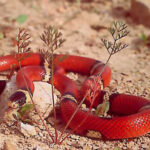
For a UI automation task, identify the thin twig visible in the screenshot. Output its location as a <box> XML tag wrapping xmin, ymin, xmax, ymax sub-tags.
<box><xmin>58</xmin><ymin>91</ymin><xmax>89</xmax><ymax>143</ymax></box>
<box><xmin>40</xmin><ymin>26</ymin><xmax>65</xmax><ymax>143</ymax></box>
<box><xmin>58</xmin><ymin>90</ymin><xmax>97</xmax><ymax>144</ymax></box>
<box><xmin>18</xmin><ymin>61</ymin><xmax>54</xmax><ymax>143</ymax></box>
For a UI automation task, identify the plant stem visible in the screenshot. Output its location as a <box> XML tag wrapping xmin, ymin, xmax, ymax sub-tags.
<box><xmin>57</xmin><ymin>91</ymin><xmax>89</xmax><ymax>143</ymax></box>
<box><xmin>18</xmin><ymin>61</ymin><xmax>54</xmax><ymax>143</ymax></box>
<box><xmin>58</xmin><ymin>90</ymin><xmax>96</xmax><ymax>144</ymax></box>
<box><xmin>50</xmin><ymin>50</ymin><xmax>58</xmax><ymax>144</ymax></box>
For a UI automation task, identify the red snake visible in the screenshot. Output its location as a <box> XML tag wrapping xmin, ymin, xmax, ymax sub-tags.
<box><xmin>0</xmin><ymin>52</ymin><xmax>150</xmax><ymax>140</ymax></box>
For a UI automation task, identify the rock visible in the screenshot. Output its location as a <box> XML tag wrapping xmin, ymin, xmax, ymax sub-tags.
<box><xmin>33</xmin><ymin>82</ymin><xmax>57</xmax><ymax>119</ymax></box>
<box><xmin>0</xmin><ymin>75</ymin><xmax>17</xmax><ymax>120</ymax></box>
<box><xmin>1</xmin><ymin>75</ymin><xmax>17</xmax><ymax>98</ymax></box>
<box><xmin>34</xmin><ymin>145</ymin><xmax>43</xmax><ymax>150</ymax></box>
<box><xmin>130</xmin><ymin>0</ymin><xmax>150</xmax><ymax>27</ymax></box>
<box><xmin>3</xmin><ymin>140</ymin><xmax>18</xmax><ymax>150</ymax></box>
<box><xmin>20</xmin><ymin>122</ymin><xmax>36</xmax><ymax>137</ymax></box>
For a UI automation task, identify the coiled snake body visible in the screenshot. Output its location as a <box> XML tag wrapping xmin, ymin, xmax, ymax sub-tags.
<box><xmin>0</xmin><ymin>53</ymin><xmax>150</xmax><ymax>140</ymax></box>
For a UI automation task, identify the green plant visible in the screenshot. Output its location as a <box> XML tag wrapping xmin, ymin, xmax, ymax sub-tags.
<box><xmin>140</xmin><ymin>32</ymin><xmax>148</xmax><ymax>43</ymax></box>
<box><xmin>76</xmin><ymin>0</ymin><xmax>81</xmax><ymax>5</ymax></box>
<box><xmin>139</xmin><ymin>32</ymin><xmax>150</xmax><ymax>46</ymax></box>
<box><xmin>16</xmin><ymin>14</ymin><xmax>28</xmax><ymax>24</ymax></box>
<box><xmin>17</xmin><ymin>104</ymin><xmax>34</xmax><ymax>123</ymax></box>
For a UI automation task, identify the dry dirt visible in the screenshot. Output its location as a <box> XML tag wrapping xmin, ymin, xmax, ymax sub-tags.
<box><xmin>0</xmin><ymin>0</ymin><xmax>150</xmax><ymax>150</ymax></box>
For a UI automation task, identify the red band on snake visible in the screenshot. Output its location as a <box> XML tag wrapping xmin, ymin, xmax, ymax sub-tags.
<box><xmin>0</xmin><ymin>52</ymin><xmax>150</xmax><ymax>140</ymax></box>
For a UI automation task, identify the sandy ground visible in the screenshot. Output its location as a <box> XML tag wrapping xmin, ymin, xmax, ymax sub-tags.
<box><xmin>0</xmin><ymin>0</ymin><xmax>150</xmax><ymax>149</ymax></box>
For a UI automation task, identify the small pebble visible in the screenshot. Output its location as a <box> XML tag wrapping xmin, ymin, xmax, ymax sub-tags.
<box><xmin>3</xmin><ymin>140</ymin><xmax>18</xmax><ymax>150</ymax></box>
<box><xmin>20</xmin><ymin>122</ymin><xmax>37</xmax><ymax>137</ymax></box>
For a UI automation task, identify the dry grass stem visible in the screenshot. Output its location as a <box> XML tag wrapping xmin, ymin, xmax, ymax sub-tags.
<box><xmin>40</xmin><ymin>26</ymin><xmax>65</xmax><ymax>143</ymax></box>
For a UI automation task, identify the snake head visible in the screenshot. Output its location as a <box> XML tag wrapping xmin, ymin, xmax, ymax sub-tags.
<box><xmin>8</xmin><ymin>91</ymin><xmax>27</xmax><ymax>109</ymax></box>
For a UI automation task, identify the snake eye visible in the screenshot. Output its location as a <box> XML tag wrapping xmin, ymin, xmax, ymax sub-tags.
<box><xmin>9</xmin><ymin>91</ymin><xmax>26</xmax><ymax>108</ymax></box>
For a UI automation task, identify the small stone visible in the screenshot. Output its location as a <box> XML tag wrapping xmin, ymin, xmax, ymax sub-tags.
<box><xmin>0</xmin><ymin>75</ymin><xmax>17</xmax><ymax>120</ymax></box>
<box><xmin>142</xmin><ymin>143</ymin><xmax>148</xmax><ymax>149</ymax></box>
<box><xmin>84</xmin><ymin>145</ymin><xmax>91</xmax><ymax>150</ymax></box>
<box><xmin>35</xmin><ymin>127</ymin><xmax>41</xmax><ymax>132</ymax></box>
<box><xmin>3</xmin><ymin>140</ymin><xmax>18</xmax><ymax>150</ymax></box>
<box><xmin>34</xmin><ymin>145</ymin><xmax>43</xmax><ymax>150</ymax></box>
<box><xmin>57</xmin><ymin>7</ymin><xmax>66</xmax><ymax>13</ymax></box>
<box><xmin>81</xmin><ymin>104</ymin><xmax>86</xmax><ymax>109</ymax></box>
<box><xmin>20</xmin><ymin>122</ymin><xmax>36</xmax><ymax>137</ymax></box>
<box><xmin>127</xmin><ymin>141</ymin><xmax>135</xmax><ymax>149</ymax></box>
<box><xmin>4</xmin><ymin>130</ymin><xmax>10</xmax><ymax>135</ymax></box>
<box><xmin>33</xmin><ymin>82</ymin><xmax>57</xmax><ymax>119</ymax></box>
